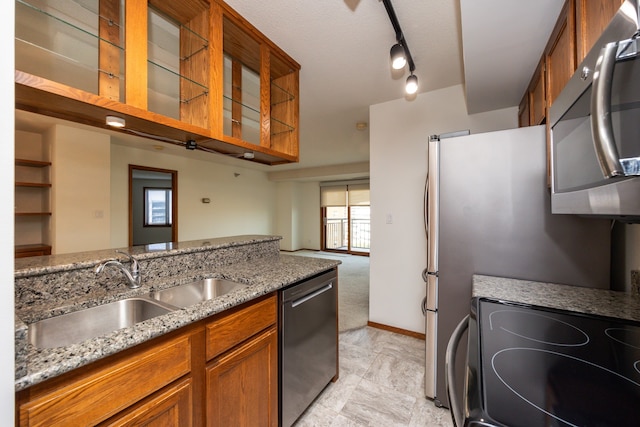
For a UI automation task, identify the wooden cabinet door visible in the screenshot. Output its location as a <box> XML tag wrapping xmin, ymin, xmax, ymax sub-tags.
<box><xmin>576</xmin><ymin>0</ymin><xmax>624</xmax><ymax>63</ymax></box>
<box><xmin>206</xmin><ymin>327</ymin><xmax>278</xmax><ymax>427</ymax></box>
<box><xmin>530</xmin><ymin>59</ymin><xmax>546</xmax><ymax>125</ymax></box>
<box><xmin>518</xmin><ymin>92</ymin><xmax>530</xmax><ymax>127</ymax></box>
<box><xmin>545</xmin><ymin>0</ymin><xmax>576</xmax><ymax>109</ymax></box>
<box><xmin>101</xmin><ymin>378</ymin><xmax>192</xmax><ymax>427</ymax></box>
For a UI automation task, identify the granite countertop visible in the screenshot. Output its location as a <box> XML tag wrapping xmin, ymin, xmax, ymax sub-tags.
<box><xmin>15</xmin><ymin>239</ymin><xmax>341</xmax><ymax>391</ymax></box>
<box><xmin>14</xmin><ymin>235</ymin><xmax>282</xmax><ymax>277</ymax></box>
<box><xmin>473</xmin><ymin>274</ymin><xmax>640</xmax><ymax>322</ymax></box>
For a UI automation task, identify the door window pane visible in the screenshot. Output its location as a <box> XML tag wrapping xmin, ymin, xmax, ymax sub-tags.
<box><xmin>144</xmin><ymin>188</ymin><xmax>172</xmax><ymax>226</ymax></box>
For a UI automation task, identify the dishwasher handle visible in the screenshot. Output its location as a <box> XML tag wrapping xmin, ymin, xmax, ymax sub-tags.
<box><xmin>291</xmin><ymin>283</ymin><xmax>333</xmax><ymax>308</ymax></box>
<box><xmin>445</xmin><ymin>315</ymin><xmax>469</xmax><ymax>427</ymax></box>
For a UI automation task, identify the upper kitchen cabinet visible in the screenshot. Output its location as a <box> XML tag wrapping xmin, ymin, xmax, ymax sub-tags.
<box><xmin>519</xmin><ymin>0</ymin><xmax>625</xmax><ymax>120</ymax></box>
<box><xmin>545</xmin><ymin>0</ymin><xmax>576</xmax><ymax>110</ymax></box>
<box><xmin>518</xmin><ymin>58</ymin><xmax>545</xmax><ymax>127</ymax></box>
<box><xmin>575</xmin><ymin>0</ymin><xmax>625</xmax><ymax>64</ymax></box>
<box><xmin>14</xmin><ymin>0</ymin><xmax>300</xmax><ymax>165</ymax></box>
<box><xmin>203</xmin><ymin>2</ymin><xmax>299</xmax><ymax>163</ymax></box>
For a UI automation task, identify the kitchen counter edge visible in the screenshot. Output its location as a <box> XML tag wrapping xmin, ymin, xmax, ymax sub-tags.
<box><xmin>472</xmin><ymin>274</ymin><xmax>640</xmax><ymax>322</ymax></box>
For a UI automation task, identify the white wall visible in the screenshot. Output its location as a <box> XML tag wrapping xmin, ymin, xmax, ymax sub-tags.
<box><xmin>50</xmin><ymin>125</ymin><xmax>111</xmax><ymax>254</ymax></box>
<box><xmin>369</xmin><ymin>84</ymin><xmax>517</xmax><ymax>333</ymax></box>
<box><xmin>276</xmin><ymin>182</ymin><xmax>295</xmax><ymax>250</ymax></box>
<box><xmin>1</xmin><ymin>2</ymin><xmax>14</xmax><ymax>423</ymax></box>
<box><xmin>299</xmin><ymin>182</ymin><xmax>321</xmax><ymax>250</ymax></box>
<box><xmin>110</xmin><ymin>143</ymin><xmax>277</xmax><ymax>247</ymax></box>
<box><xmin>276</xmin><ymin>181</ymin><xmax>322</xmax><ymax>251</ymax></box>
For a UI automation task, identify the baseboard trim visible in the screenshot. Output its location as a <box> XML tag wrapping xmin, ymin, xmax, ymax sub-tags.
<box><xmin>367</xmin><ymin>321</ymin><xmax>426</xmax><ymax>340</ymax></box>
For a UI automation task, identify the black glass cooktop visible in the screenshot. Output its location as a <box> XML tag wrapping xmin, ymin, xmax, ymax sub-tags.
<box><xmin>466</xmin><ymin>297</ymin><xmax>640</xmax><ymax>427</ymax></box>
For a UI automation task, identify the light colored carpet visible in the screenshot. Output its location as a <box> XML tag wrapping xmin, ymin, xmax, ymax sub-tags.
<box><xmin>284</xmin><ymin>250</ymin><xmax>370</xmax><ymax>331</ymax></box>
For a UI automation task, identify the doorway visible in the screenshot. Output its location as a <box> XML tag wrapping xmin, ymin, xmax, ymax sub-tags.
<box><xmin>320</xmin><ymin>182</ymin><xmax>370</xmax><ymax>255</ymax></box>
<box><xmin>129</xmin><ymin>165</ymin><xmax>178</xmax><ymax>246</ymax></box>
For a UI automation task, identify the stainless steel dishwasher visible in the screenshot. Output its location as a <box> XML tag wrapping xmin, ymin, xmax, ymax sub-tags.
<box><xmin>280</xmin><ymin>269</ymin><xmax>338</xmax><ymax>427</ymax></box>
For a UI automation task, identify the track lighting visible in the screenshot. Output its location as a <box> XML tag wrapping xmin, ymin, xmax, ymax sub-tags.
<box><xmin>383</xmin><ymin>0</ymin><xmax>419</xmax><ymax>95</ymax></box>
<box><xmin>390</xmin><ymin>43</ymin><xmax>407</xmax><ymax>70</ymax></box>
<box><xmin>406</xmin><ymin>74</ymin><xmax>418</xmax><ymax>95</ymax></box>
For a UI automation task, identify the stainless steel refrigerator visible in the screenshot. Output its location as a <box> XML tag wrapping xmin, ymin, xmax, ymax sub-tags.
<box><xmin>424</xmin><ymin>125</ymin><xmax>612</xmax><ymax>408</ymax></box>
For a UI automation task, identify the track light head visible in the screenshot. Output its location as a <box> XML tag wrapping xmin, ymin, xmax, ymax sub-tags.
<box><xmin>390</xmin><ymin>43</ymin><xmax>407</xmax><ymax>70</ymax></box>
<box><xmin>405</xmin><ymin>74</ymin><xmax>418</xmax><ymax>95</ymax></box>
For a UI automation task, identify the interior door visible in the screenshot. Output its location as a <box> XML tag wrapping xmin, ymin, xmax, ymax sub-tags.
<box><xmin>129</xmin><ymin>165</ymin><xmax>178</xmax><ymax>246</ymax></box>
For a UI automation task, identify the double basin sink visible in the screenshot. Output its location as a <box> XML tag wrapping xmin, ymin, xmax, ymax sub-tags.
<box><xmin>28</xmin><ymin>278</ymin><xmax>247</xmax><ymax>349</ymax></box>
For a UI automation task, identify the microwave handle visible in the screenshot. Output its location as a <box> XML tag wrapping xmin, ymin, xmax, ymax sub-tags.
<box><xmin>590</xmin><ymin>41</ymin><xmax>624</xmax><ymax>178</ymax></box>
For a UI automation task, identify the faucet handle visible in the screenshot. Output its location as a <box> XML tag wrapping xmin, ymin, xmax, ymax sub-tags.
<box><xmin>115</xmin><ymin>250</ymin><xmax>139</xmax><ymax>274</ymax></box>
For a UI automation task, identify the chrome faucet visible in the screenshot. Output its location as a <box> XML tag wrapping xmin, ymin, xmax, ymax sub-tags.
<box><xmin>95</xmin><ymin>250</ymin><xmax>141</xmax><ymax>289</ymax></box>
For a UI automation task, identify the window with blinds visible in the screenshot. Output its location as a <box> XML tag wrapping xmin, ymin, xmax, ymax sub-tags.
<box><xmin>320</xmin><ymin>182</ymin><xmax>370</xmax><ymax>253</ymax></box>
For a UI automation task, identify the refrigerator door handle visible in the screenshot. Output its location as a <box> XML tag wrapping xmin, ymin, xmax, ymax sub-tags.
<box><xmin>427</xmin><ymin>138</ymin><xmax>439</xmax><ymax>273</ymax></box>
<box><xmin>426</xmin><ymin>274</ymin><xmax>438</xmax><ymax>311</ymax></box>
<box><xmin>421</xmin><ymin>296</ymin><xmax>428</xmax><ymax>315</ymax></box>
<box><xmin>425</xmin><ymin>309</ymin><xmax>438</xmax><ymax>399</ymax></box>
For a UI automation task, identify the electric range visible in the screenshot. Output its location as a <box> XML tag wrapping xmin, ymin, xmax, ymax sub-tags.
<box><xmin>465</xmin><ymin>297</ymin><xmax>640</xmax><ymax>427</ymax></box>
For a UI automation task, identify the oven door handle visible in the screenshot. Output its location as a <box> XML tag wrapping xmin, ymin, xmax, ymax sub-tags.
<box><xmin>445</xmin><ymin>315</ymin><xmax>469</xmax><ymax>427</ymax></box>
<box><xmin>591</xmin><ymin>40</ymin><xmax>623</xmax><ymax>178</ymax></box>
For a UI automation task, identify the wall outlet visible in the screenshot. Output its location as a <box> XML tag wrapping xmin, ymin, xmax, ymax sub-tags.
<box><xmin>632</xmin><ymin>270</ymin><xmax>640</xmax><ymax>296</ymax></box>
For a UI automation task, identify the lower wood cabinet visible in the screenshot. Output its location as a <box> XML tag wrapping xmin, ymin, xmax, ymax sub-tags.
<box><xmin>16</xmin><ymin>293</ymin><xmax>278</xmax><ymax>427</ymax></box>
<box><xmin>206</xmin><ymin>327</ymin><xmax>278</xmax><ymax>427</ymax></box>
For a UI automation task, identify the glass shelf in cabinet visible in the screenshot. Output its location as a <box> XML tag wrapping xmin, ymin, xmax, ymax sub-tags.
<box><xmin>16</xmin><ymin>0</ymin><xmax>124</xmax><ymax>51</ymax></box>
<box><xmin>271</xmin><ymin>116</ymin><xmax>295</xmax><ymax>136</ymax></box>
<box><xmin>148</xmin><ymin>60</ymin><xmax>209</xmax><ymax>120</ymax></box>
<box><xmin>16</xmin><ymin>0</ymin><xmax>125</xmax><ymax>95</ymax></box>
<box><xmin>271</xmin><ymin>82</ymin><xmax>295</xmax><ymax>106</ymax></box>
<box><xmin>179</xmin><ymin>24</ymin><xmax>209</xmax><ymax>62</ymax></box>
<box><xmin>223</xmin><ymin>97</ymin><xmax>261</xmax><ymax>145</ymax></box>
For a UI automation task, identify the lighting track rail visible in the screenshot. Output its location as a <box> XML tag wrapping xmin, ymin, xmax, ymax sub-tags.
<box><xmin>382</xmin><ymin>0</ymin><xmax>418</xmax><ymax>94</ymax></box>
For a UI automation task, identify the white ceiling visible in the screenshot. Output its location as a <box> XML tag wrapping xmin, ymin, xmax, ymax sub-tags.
<box><xmin>16</xmin><ymin>0</ymin><xmax>565</xmax><ymax>178</ymax></box>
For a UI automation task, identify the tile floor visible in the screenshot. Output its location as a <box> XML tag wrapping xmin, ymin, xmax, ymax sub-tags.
<box><xmin>294</xmin><ymin>327</ymin><xmax>454</xmax><ymax>426</ymax></box>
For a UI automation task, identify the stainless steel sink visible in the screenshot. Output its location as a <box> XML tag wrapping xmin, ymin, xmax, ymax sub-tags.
<box><xmin>28</xmin><ymin>298</ymin><xmax>174</xmax><ymax>349</ymax></box>
<box><xmin>150</xmin><ymin>278</ymin><xmax>247</xmax><ymax>308</ymax></box>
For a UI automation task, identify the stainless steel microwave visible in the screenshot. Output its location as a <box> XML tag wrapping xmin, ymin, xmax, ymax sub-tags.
<box><xmin>550</xmin><ymin>0</ymin><xmax>640</xmax><ymax>222</ymax></box>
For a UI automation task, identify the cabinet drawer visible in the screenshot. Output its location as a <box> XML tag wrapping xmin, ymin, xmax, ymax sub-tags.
<box><xmin>206</xmin><ymin>294</ymin><xmax>277</xmax><ymax>361</ymax></box>
<box><xmin>19</xmin><ymin>334</ymin><xmax>192</xmax><ymax>427</ymax></box>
